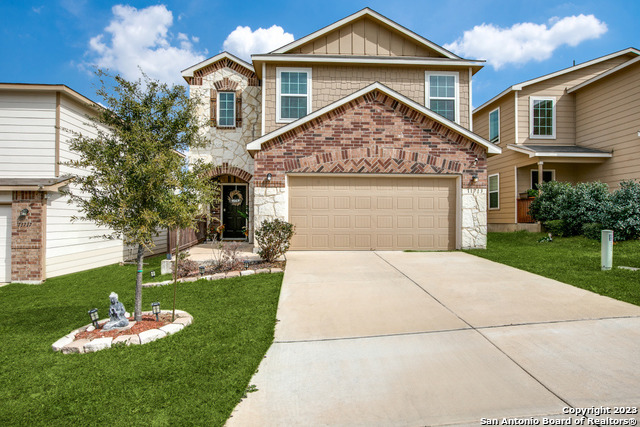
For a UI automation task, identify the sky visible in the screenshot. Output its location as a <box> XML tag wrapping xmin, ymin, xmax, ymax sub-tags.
<box><xmin>1</xmin><ymin>0</ymin><xmax>639</xmax><ymax>108</ymax></box>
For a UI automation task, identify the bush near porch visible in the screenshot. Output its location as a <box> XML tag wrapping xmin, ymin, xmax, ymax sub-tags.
<box><xmin>0</xmin><ymin>255</ymin><xmax>283</xmax><ymax>426</ymax></box>
<box><xmin>528</xmin><ymin>180</ymin><xmax>640</xmax><ymax>240</ymax></box>
<box><xmin>465</xmin><ymin>232</ymin><xmax>640</xmax><ymax>306</ymax></box>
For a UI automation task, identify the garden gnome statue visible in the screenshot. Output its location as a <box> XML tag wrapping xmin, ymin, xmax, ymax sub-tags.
<box><xmin>102</xmin><ymin>292</ymin><xmax>129</xmax><ymax>330</ymax></box>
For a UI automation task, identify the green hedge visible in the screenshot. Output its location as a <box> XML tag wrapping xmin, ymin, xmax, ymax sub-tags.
<box><xmin>530</xmin><ymin>180</ymin><xmax>640</xmax><ymax>241</ymax></box>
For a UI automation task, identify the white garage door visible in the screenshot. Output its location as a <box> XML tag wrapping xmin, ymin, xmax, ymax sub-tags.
<box><xmin>0</xmin><ymin>205</ymin><xmax>11</xmax><ymax>282</ymax></box>
<box><xmin>288</xmin><ymin>175</ymin><xmax>457</xmax><ymax>250</ymax></box>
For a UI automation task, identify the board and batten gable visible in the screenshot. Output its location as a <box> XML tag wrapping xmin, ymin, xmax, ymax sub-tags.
<box><xmin>262</xmin><ymin>63</ymin><xmax>471</xmax><ymax>134</ymax></box>
<box><xmin>574</xmin><ymin>59</ymin><xmax>640</xmax><ymax>189</ymax></box>
<box><xmin>289</xmin><ymin>16</ymin><xmax>445</xmax><ymax>57</ymax></box>
<box><xmin>0</xmin><ymin>89</ymin><xmax>57</xmax><ymax>177</ymax></box>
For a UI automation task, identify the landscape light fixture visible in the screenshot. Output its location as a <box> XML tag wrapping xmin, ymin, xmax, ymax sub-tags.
<box><xmin>88</xmin><ymin>308</ymin><xmax>99</xmax><ymax>328</ymax></box>
<box><xmin>199</xmin><ymin>265</ymin><xmax>205</xmax><ymax>276</ymax></box>
<box><xmin>150</xmin><ymin>271</ymin><xmax>156</xmax><ymax>278</ymax></box>
<box><xmin>244</xmin><ymin>259</ymin><xmax>250</xmax><ymax>270</ymax></box>
<box><xmin>266</xmin><ymin>173</ymin><xmax>272</xmax><ymax>182</ymax></box>
<box><xmin>472</xmin><ymin>175</ymin><xmax>478</xmax><ymax>183</ymax></box>
<box><xmin>151</xmin><ymin>302</ymin><xmax>161</xmax><ymax>321</ymax></box>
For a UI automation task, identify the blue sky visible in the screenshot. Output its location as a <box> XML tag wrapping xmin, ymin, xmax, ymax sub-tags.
<box><xmin>1</xmin><ymin>0</ymin><xmax>639</xmax><ymax>107</ymax></box>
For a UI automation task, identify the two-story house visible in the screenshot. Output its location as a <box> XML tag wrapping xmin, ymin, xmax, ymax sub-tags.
<box><xmin>183</xmin><ymin>8</ymin><xmax>500</xmax><ymax>251</ymax></box>
<box><xmin>0</xmin><ymin>83</ymin><xmax>167</xmax><ymax>283</ymax></box>
<box><xmin>473</xmin><ymin>48</ymin><xmax>640</xmax><ymax>231</ymax></box>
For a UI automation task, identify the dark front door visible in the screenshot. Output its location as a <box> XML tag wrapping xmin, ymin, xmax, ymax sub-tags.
<box><xmin>222</xmin><ymin>185</ymin><xmax>247</xmax><ymax>239</ymax></box>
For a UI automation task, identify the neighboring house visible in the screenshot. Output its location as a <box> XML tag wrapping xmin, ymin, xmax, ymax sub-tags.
<box><xmin>0</xmin><ymin>83</ymin><xmax>166</xmax><ymax>283</ymax></box>
<box><xmin>182</xmin><ymin>8</ymin><xmax>500</xmax><ymax>251</ymax></box>
<box><xmin>473</xmin><ymin>48</ymin><xmax>640</xmax><ymax>231</ymax></box>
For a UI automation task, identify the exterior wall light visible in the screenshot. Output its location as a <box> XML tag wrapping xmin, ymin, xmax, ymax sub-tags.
<box><xmin>20</xmin><ymin>208</ymin><xmax>29</xmax><ymax>216</ymax></box>
<box><xmin>266</xmin><ymin>173</ymin><xmax>272</xmax><ymax>182</ymax></box>
<box><xmin>472</xmin><ymin>175</ymin><xmax>479</xmax><ymax>183</ymax></box>
<box><xmin>199</xmin><ymin>265</ymin><xmax>205</xmax><ymax>276</ymax></box>
<box><xmin>88</xmin><ymin>308</ymin><xmax>99</xmax><ymax>328</ymax></box>
<box><xmin>151</xmin><ymin>302</ymin><xmax>161</xmax><ymax>321</ymax></box>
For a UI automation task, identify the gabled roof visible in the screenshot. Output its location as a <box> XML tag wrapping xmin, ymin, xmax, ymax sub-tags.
<box><xmin>270</xmin><ymin>8</ymin><xmax>460</xmax><ymax>59</ymax></box>
<box><xmin>507</xmin><ymin>144</ymin><xmax>612</xmax><ymax>158</ymax></box>
<box><xmin>474</xmin><ymin>48</ymin><xmax>640</xmax><ymax>114</ymax></box>
<box><xmin>567</xmin><ymin>55</ymin><xmax>640</xmax><ymax>93</ymax></box>
<box><xmin>0</xmin><ymin>83</ymin><xmax>98</xmax><ymax>108</ymax></box>
<box><xmin>181</xmin><ymin>51</ymin><xmax>254</xmax><ymax>80</ymax></box>
<box><xmin>247</xmin><ymin>82</ymin><xmax>501</xmax><ymax>155</ymax></box>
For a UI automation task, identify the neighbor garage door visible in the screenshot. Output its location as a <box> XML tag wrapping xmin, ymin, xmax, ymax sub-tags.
<box><xmin>0</xmin><ymin>205</ymin><xmax>11</xmax><ymax>282</ymax></box>
<box><xmin>288</xmin><ymin>175</ymin><xmax>456</xmax><ymax>250</ymax></box>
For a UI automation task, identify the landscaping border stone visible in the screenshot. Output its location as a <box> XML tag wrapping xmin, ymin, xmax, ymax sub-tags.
<box><xmin>142</xmin><ymin>266</ymin><xmax>282</xmax><ymax>287</ymax></box>
<box><xmin>52</xmin><ymin>310</ymin><xmax>193</xmax><ymax>354</ymax></box>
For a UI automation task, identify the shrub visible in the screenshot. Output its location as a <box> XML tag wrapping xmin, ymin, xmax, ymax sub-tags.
<box><xmin>582</xmin><ymin>222</ymin><xmax>603</xmax><ymax>240</ymax></box>
<box><xmin>605</xmin><ymin>180</ymin><xmax>640</xmax><ymax>241</ymax></box>
<box><xmin>528</xmin><ymin>181</ymin><xmax>572</xmax><ymax>223</ymax></box>
<box><xmin>543</xmin><ymin>220</ymin><xmax>566</xmax><ymax>237</ymax></box>
<box><xmin>254</xmin><ymin>219</ymin><xmax>295</xmax><ymax>262</ymax></box>
<box><xmin>561</xmin><ymin>181</ymin><xmax>610</xmax><ymax>236</ymax></box>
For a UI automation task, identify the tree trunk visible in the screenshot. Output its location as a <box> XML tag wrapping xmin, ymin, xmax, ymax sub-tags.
<box><xmin>135</xmin><ymin>243</ymin><xmax>144</xmax><ymax>322</ymax></box>
<box><xmin>172</xmin><ymin>228</ymin><xmax>180</xmax><ymax>321</ymax></box>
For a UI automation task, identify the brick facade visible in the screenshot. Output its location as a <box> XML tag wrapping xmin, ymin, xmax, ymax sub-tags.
<box><xmin>11</xmin><ymin>191</ymin><xmax>46</xmax><ymax>283</ymax></box>
<box><xmin>254</xmin><ymin>90</ymin><xmax>487</xmax><ymax>188</ymax></box>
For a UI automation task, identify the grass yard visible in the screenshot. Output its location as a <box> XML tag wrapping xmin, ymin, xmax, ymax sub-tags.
<box><xmin>465</xmin><ymin>232</ymin><xmax>640</xmax><ymax>306</ymax></box>
<box><xmin>0</xmin><ymin>255</ymin><xmax>283</xmax><ymax>426</ymax></box>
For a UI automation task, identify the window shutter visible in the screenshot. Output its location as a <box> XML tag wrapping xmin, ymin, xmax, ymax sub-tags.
<box><xmin>210</xmin><ymin>89</ymin><xmax>217</xmax><ymax>127</ymax></box>
<box><xmin>235</xmin><ymin>90</ymin><xmax>242</xmax><ymax>128</ymax></box>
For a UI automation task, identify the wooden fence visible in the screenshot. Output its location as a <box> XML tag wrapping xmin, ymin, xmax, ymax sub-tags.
<box><xmin>517</xmin><ymin>198</ymin><xmax>535</xmax><ymax>223</ymax></box>
<box><xmin>167</xmin><ymin>217</ymin><xmax>207</xmax><ymax>254</ymax></box>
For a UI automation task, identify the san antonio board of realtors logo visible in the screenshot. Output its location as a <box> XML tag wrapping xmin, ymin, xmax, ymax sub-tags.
<box><xmin>228</xmin><ymin>190</ymin><xmax>244</xmax><ymax>206</ymax></box>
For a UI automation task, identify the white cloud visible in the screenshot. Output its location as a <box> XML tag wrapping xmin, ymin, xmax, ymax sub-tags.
<box><xmin>86</xmin><ymin>4</ymin><xmax>205</xmax><ymax>85</ymax></box>
<box><xmin>223</xmin><ymin>25</ymin><xmax>294</xmax><ymax>61</ymax></box>
<box><xmin>444</xmin><ymin>14</ymin><xmax>607</xmax><ymax>69</ymax></box>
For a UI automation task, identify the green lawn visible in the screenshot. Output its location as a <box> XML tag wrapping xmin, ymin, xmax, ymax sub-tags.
<box><xmin>465</xmin><ymin>232</ymin><xmax>640</xmax><ymax>306</ymax></box>
<box><xmin>0</xmin><ymin>255</ymin><xmax>283</xmax><ymax>426</ymax></box>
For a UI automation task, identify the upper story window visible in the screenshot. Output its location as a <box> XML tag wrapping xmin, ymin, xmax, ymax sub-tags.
<box><xmin>217</xmin><ymin>92</ymin><xmax>235</xmax><ymax>127</ymax></box>
<box><xmin>530</xmin><ymin>96</ymin><xmax>556</xmax><ymax>139</ymax></box>
<box><xmin>489</xmin><ymin>108</ymin><xmax>500</xmax><ymax>144</ymax></box>
<box><xmin>277</xmin><ymin>68</ymin><xmax>312</xmax><ymax>122</ymax></box>
<box><xmin>425</xmin><ymin>72</ymin><xmax>459</xmax><ymax>123</ymax></box>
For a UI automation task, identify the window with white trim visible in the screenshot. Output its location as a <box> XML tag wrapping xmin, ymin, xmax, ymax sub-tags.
<box><xmin>488</xmin><ymin>174</ymin><xmax>499</xmax><ymax>209</ymax></box>
<box><xmin>217</xmin><ymin>92</ymin><xmax>235</xmax><ymax>127</ymax></box>
<box><xmin>425</xmin><ymin>72</ymin><xmax>459</xmax><ymax>123</ymax></box>
<box><xmin>277</xmin><ymin>68</ymin><xmax>312</xmax><ymax>122</ymax></box>
<box><xmin>530</xmin><ymin>96</ymin><xmax>556</xmax><ymax>139</ymax></box>
<box><xmin>489</xmin><ymin>108</ymin><xmax>500</xmax><ymax>144</ymax></box>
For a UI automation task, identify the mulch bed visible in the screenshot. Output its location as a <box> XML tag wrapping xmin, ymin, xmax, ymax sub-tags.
<box><xmin>180</xmin><ymin>260</ymin><xmax>285</xmax><ymax>279</ymax></box>
<box><xmin>75</xmin><ymin>313</ymin><xmax>173</xmax><ymax>340</ymax></box>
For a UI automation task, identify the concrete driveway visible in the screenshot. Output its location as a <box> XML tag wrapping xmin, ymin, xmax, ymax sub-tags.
<box><xmin>227</xmin><ymin>252</ymin><xmax>640</xmax><ymax>426</ymax></box>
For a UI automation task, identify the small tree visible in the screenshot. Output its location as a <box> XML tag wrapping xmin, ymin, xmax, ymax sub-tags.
<box><xmin>64</xmin><ymin>70</ymin><xmax>213</xmax><ymax>321</ymax></box>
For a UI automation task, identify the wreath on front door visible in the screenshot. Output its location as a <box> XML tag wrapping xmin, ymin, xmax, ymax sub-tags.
<box><xmin>228</xmin><ymin>190</ymin><xmax>243</xmax><ymax>206</ymax></box>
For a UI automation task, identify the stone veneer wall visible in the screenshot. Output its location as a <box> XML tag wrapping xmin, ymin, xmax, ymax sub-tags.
<box><xmin>11</xmin><ymin>191</ymin><xmax>46</xmax><ymax>283</ymax></box>
<box><xmin>252</xmin><ymin>90</ymin><xmax>489</xmax><ymax>249</ymax></box>
<box><xmin>461</xmin><ymin>188</ymin><xmax>487</xmax><ymax>249</ymax></box>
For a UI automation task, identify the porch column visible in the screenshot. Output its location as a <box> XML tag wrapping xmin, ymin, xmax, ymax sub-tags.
<box><xmin>537</xmin><ymin>161</ymin><xmax>544</xmax><ymax>188</ymax></box>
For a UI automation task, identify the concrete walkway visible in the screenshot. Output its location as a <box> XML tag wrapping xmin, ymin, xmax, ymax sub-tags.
<box><xmin>227</xmin><ymin>251</ymin><xmax>640</xmax><ymax>426</ymax></box>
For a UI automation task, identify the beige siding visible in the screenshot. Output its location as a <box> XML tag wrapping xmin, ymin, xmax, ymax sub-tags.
<box><xmin>517</xmin><ymin>55</ymin><xmax>632</xmax><ymax>145</ymax></box>
<box><xmin>0</xmin><ymin>90</ymin><xmax>56</xmax><ymax>177</ymax></box>
<box><xmin>294</xmin><ymin>17</ymin><xmax>442</xmax><ymax>57</ymax></box>
<box><xmin>46</xmin><ymin>96</ymin><xmax>124</xmax><ymax>278</ymax></box>
<box><xmin>486</xmin><ymin>149</ymin><xmax>534</xmax><ymax>224</ymax></box>
<box><xmin>264</xmin><ymin>63</ymin><xmax>471</xmax><ymax>133</ymax></box>
<box><xmin>575</xmin><ymin>61</ymin><xmax>640</xmax><ymax>188</ymax></box>
<box><xmin>474</xmin><ymin>93</ymin><xmax>516</xmax><ymax>146</ymax></box>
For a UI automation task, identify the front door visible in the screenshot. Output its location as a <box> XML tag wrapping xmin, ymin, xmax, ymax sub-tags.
<box><xmin>222</xmin><ymin>185</ymin><xmax>247</xmax><ymax>239</ymax></box>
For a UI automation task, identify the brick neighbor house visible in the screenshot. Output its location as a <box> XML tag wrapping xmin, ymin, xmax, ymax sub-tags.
<box><xmin>473</xmin><ymin>48</ymin><xmax>640</xmax><ymax>231</ymax></box>
<box><xmin>182</xmin><ymin>8</ymin><xmax>501</xmax><ymax>251</ymax></box>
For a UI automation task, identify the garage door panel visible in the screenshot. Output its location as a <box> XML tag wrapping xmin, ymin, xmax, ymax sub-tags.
<box><xmin>289</xmin><ymin>176</ymin><xmax>456</xmax><ymax>251</ymax></box>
